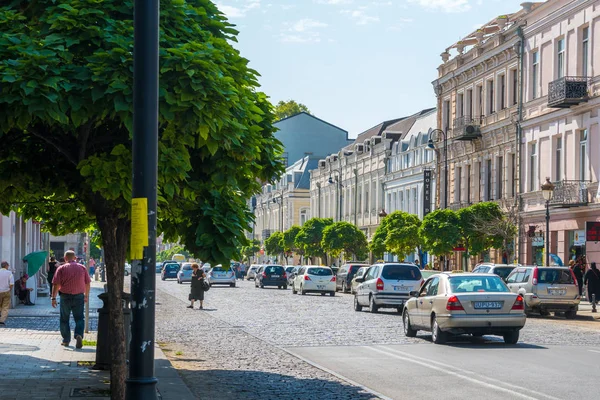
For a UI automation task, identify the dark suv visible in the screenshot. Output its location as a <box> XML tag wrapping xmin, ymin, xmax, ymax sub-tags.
<box><xmin>161</xmin><ymin>262</ymin><xmax>180</xmax><ymax>280</ymax></box>
<box><xmin>255</xmin><ymin>265</ymin><xmax>288</xmax><ymax>289</ymax></box>
<box><xmin>336</xmin><ymin>263</ymin><xmax>369</xmax><ymax>293</ymax></box>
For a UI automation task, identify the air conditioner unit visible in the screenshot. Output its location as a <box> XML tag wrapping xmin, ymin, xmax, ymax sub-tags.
<box><xmin>456</xmin><ymin>124</ymin><xmax>482</xmax><ymax>141</ymax></box>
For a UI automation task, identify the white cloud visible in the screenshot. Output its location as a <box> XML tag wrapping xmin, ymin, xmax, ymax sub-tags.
<box><xmin>342</xmin><ymin>8</ymin><xmax>380</xmax><ymax>25</ymax></box>
<box><xmin>217</xmin><ymin>0</ymin><xmax>262</xmax><ymax>19</ymax></box>
<box><xmin>408</xmin><ymin>0</ymin><xmax>471</xmax><ymax>13</ymax></box>
<box><xmin>291</xmin><ymin>18</ymin><xmax>329</xmax><ymax>32</ymax></box>
<box><xmin>315</xmin><ymin>0</ymin><xmax>353</xmax><ymax>4</ymax></box>
<box><xmin>279</xmin><ymin>18</ymin><xmax>328</xmax><ymax>43</ymax></box>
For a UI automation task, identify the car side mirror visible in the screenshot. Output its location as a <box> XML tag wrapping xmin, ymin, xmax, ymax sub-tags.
<box><xmin>518</xmin><ymin>288</ymin><xmax>526</xmax><ymax>296</ymax></box>
<box><xmin>409</xmin><ymin>291</ymin><xmax>420</xmax><ymax>298</ymax></box>
<box><xmin>355</xmin><ymin>277</ymin><xmax>364</xmax><ymax>283</ymax></box>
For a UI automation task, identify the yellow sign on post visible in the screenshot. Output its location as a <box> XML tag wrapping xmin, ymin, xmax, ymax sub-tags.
<box><xmin>131</xmin><ymin>198</ymin><xmax>149</xmax><ymax>260</ymax></box>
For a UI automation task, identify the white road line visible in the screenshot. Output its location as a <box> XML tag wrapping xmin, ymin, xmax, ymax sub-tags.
<box><xmin>370</xmin><ymin>347</ymin><xmax>542</xmax><ymax>400</ymax></box>
<box><xmin>589</xmin><ymin>349</ymin><xmax>600</xmax><ymax>354</ymax></box>
<box><xmin>378</xmin><ymin>346</ymin><xmax>562</xmax><ymax>400</ymax></box>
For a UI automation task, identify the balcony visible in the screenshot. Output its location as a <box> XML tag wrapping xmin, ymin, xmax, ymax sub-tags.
<box><xmin>547</xmin><ymin>77</ymin><xmax>589</xmax><ymax>108</ymax></box>
<box><xmin>549</xmin><ymin>180</ymin><xmax>589</xmax><ymax>207</ymax></box>
<box><xmin>452</xmin><ymin>116</ymin><xmax>483</xmax><ymax>141</ymax></box>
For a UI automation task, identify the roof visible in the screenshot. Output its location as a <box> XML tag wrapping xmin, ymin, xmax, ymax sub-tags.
<box><xmin>349</xmin><ymin>117</ymin><xmax>406</xmax><ymax>147</ymax></box>
<box><xmin>274</xmin><ymin>112</ymin><xmax>348</xmax><ymax>135</ymax></box>
<box><xmin>285</xmin><ymin>156</ymin><xmax>320</xmax><ymax>190</ymax></box>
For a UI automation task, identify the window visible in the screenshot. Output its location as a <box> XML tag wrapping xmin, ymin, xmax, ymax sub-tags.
<box><xmin>364</xmin><ymin>187</ymin><xmax>369</xmax><ymax>212</ymax></box>
<box><xmin>443</xmin><ymin>100</ymin><xmax>450</xmax><ymax>131</ymax></box>
<box><xmin>557</xmin><ymin>38</ymin><xmax>565</xmax><ymax>79</ymax></box>
<box><xmin>582</xmin><ymin>27</ymin><xmax>589</xmax><ymax>77</ymax></box>
<box><xmin>497</xmin><ymin>156</ymin><xmax>503</xmax><ymax>199</ymax></box>
<box><xmin>399</xmin><ymin>191</ymin><xmax>404</xmax><ymax>211</ymax></box>
<box><xmin>456</xmin><ymin>167</ymin><xmax>462</xmax><ymax>203</ymax></box>
<box><xmin>580</xmin><ymin>130</ymin><xmax>588</xmax><ymax>180</ymax></box>
<box><xmin>371</xmin><ymin>181</ymin><xmax>377</xmax><ymax>211</ymax></box>
<box><xmin>532</xmin><ymin>51</ymin><xmax>539</xmax><ymax>99</ymax></box>
<box><xmin>466</xmin><ymin>89</ymin><xmax>473</xmax><ymax>116</ymax></box>
<box><xmin>555</xmin><ymin>137</ymin><xmax>562</xmax><ymax>181</ymax></box>
<box><xmin>510</xmin><ymin>153</ymin><xmax>516</xmax><ymax>197</ymax></box>
<box><xmin>511</xmin><ymin>69</ymin><xmax>518</xmax><ymax>105</ymax></box>
<box><xmin>499</xmin><ymin>74</ymin><xmax>506</xmax><ymax>110</ymax></box>
<box><xmin>486</xmin><ymin>159</ymin><xmax>493</xmax><ymax>200</ymax></box>
<box><xmin>530</xmin><ymin>143</ymin><xmax>538</xmax><ymax>192</ymax></box>
<box><xmin>467</xmin><ymin>165</ymin><xmax>471</xmax><ymax>203</ymax></box>
<box><xmin>476</xmin><ymin>85</ymin><xmax>483</xmax><ymax>116</ymax></box>
<box><xmin>300</xmin><ymin>209</ymin><xmax>308</xmax><ymax>226</ymax></box>
<box><xmin>412</xmin><ymin>188</ymin><xmax>417</xmax><ymax>214</ymax></box>
<box><xmin>457</xmin><ymin>93</ymin><xmax>464</xmax><ymax>117</ymax></box>
<box><xmin>487</xmin><ymin>79</ymin><xmax>495</xmax><ymax>114</ymax></box>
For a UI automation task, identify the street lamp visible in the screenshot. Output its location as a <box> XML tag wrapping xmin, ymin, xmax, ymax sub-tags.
<box><xmin>541</xmin><ymin>177</ymin><xmax>555</xmax><ymax>267</ymax></box>
<box><xmin>427</xmin><ymin>129</ymin><xmax>448</xmax><ymax>209</ymax></box>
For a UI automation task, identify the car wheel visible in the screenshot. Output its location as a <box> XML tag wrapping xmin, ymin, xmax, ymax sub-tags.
<box><xmin>300</xmin><ymin>285</ymin><xmax>306</xmax><ymax>295</ymax></box>
<box><xmin>369</xmin><ymin>296</ymin><xmax>379</xmax><ymax>313</ymax></box>
<box><xmin>330</xmin><ymin>291</ymin><xmax>335</xmax><ymax>297</ymax></box>
<box><xmin>320</xmin><ymin>292</ymin><xmax>326</xmax><ymax>296</ymax></box>
<box><xmin>540</xmin><ymin>309</ymin><xmax>550</xmax><ymax>317</ymax></box>
<box><xmin>292</xmin><ymin>284</ymin><xmax>297</xmax><ymax>294</ymax></box>
<box><xmin>230</xmin><ymin>283</ymin><xmax>235</xmax><ymax>288</ymax></box>
<box><xmin>354</xmin><ymin>295</ymin><xmax>362</xmax><ymax>312</ymax></box>
<box><xmin>403</xmin><ymin>310</ymin><xmax>417</xmax><ymax>337</ymax></box>
<box><xmin>503</xmin><ymin>330</ymin><xmax>519</xmax><ymax>344</ymax></box>
<box><xmin>565</xmin><ymin>310</ymin><xmax>577</xmax><ymax>319</ymax></box>
<box><xmin>431</xmin><ymin>315</ymin><xmax>447</xmax><ymax>344</ymax></box>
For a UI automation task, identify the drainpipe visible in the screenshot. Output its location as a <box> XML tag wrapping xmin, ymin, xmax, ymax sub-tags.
<box><xmin>516</xmin><ymin>26</ymin><xmax>525</xmax><ymax>264</ymax></box>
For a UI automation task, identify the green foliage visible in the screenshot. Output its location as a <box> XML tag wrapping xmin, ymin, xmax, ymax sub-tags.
<box><xmin>274</xmin><ymin>100</ymin><xmax>310</xmax><ymax>120</ymax></box>
<box><xmin>419</xmin><ymin>209</ymin><xmax>461</xmax><ymax>256</ymax></box>
<box><xmin>241</xmin><ymin>239</ymin><xmax>260</xmax><ymax>262</ymax></box>
<box><xmin>157</xmin><ymin>246</ymin><xmax>191</xmax><ymax>262</ymax></box>
<box><xmin>458</xmin><ymin>202</ymin><xmax>505</xmax><ymax>256</ymax></box>
<box><xmin>0</xmin><ymin>0</ymin><xmax>284</xmax><ymax>266</ymax></box>
<box><xmin>89</xmin><ymin>229</ymin><xmax>102</xmax><ymax>260</ymax></box>
<box><xmin>282</xmin><ymin>226</ymin><xmax>302</xmax><ymax>255</ymax></box>
<box><xmin>295</xmin><ymin>218</ymin><xmax>333</xmax><ymax>259</ymax></box>
<box><xmin>383</xmin><ymin>212</ymin><xmax>422</xmax><ymax>259</ymax></box>
<box><xmin>322</xmin><ymin>222</ymin><xmax>368</xmax><ymax>260</ymax></box>
<box><xmin>264</xmin><ymin>231</ymin><xmax>284</xmax><ymax>257</ymax></box>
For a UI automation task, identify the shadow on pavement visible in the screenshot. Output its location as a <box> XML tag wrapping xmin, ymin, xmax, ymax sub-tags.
<box><xmin>420</xmin><ymin>334</ymin><xmax>548</xmax><ymax>349</ymax></box>
<box><xmin>2</xmin><ymin>316</ymin><xmax>98</xmax><ymax>332</ymax></box>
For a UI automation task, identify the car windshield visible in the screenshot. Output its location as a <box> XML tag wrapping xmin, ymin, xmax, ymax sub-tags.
<box><xmin>493</xmin><ymin>267</ymin><xmax>515</xmax><ymax>280</ymax></box>
<box><xmin>538</xmin><ymin>268</ymin><xmax>574</xmax><ymax>284</ymax></box>
<box><xmin>265</xmin><ymin>266</ymin><xmax>284</xmax><ymax>274</ymax></box>
<box><xmin>307</xmin><ymin>268</ymin><xmax>332</xmax><ymax>276</ymax></box>
<box><xmin>285</xmin><ymin>267</ymin><xmax>295</xmax><ymax>273</ymax></box>
<box><xmin>349</xmin><ymin>265</ymin><xmax>365</xmax><ymax>275</ymax></box>
<box><xmin>165</xmin><ymin>264</ymin><xmax>179</xmax><ymax>271</ymax></box>
<box><xmin>381</xmin><ymin>265</ymin><xmax>422</xmax><ymax>280</ymax></box>
<box><xmin>449</xmin><ymin>276</ymin><xmax>509</xmax><ymax>293</ymax></box>
<box><xmin>182</xmin><ymin>264</ymin><xmax>192</xmax><ymax>271</ymax></box>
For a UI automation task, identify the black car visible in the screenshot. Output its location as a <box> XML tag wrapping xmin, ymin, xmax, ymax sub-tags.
<box><xmin>336</xmin><ymin>263</ymin><xmax>369</xmax><ymax>293</ymax></box>
<box><xmin>161</xmin><ymin>262</ymin><xmax>180</xmax><ymax>280</ymax></box>
<box><xmin>255</xmin><ymin>265</ymin><xmax>288</xmax><ymax>289</ymax></box>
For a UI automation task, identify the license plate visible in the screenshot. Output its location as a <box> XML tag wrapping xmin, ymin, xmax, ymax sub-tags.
<box><xmin>317</xmin><ymin>285</ymin><xmax>325</xmax><ymax>289</ymax></box>
<box><xmin>394</xmin><ymin>286</ymin><xmax>408</xmax><ymax>291</ymax></box>
<box><xmin>549</xmin><ymin>289</ymin><xmax>566</xmax><ymax>296</ymax></box>
<box><xmin>474</xmin><ymin>301</ymin><xmax>503</xmax><ymax>309</ymax></box>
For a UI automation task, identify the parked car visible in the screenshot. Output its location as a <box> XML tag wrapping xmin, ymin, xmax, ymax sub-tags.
<box><xmin>246</xmin><ymin>265</ymin><xmax>260</xmax><ymax>280</ymax></box>
<box><xmin>124</xmin><ymin>263</ymin><xmax>131</xmax><ymax>276</ymax></box>
<box><xmin>505</xmin><ymin>266</ymin><xmax>580</xmax><ymax>318</ymax></box>
<box><xmin>161</xmin><ymin>262</ymin><xmax>180</xmax><ymax>280</ymax></box>
<box><xmin>350</xmin><ymin>266</ymin><xmax>369</xmax><ymax>294</ymax></box>
<box><xmin>177</xmin><ymin>263</ymin><xmax>194</xmax><ymax>284</ymax></box>
<box><xmin>285</xmin><ymin>266</ymin><xmax>297</xmax><ymax>285</ymax></box>
<box><xmin>201</xmin><ymin>263</ymin><xmax>211</xmax><ymax>273</ymax></box>
<box><xmin>255</xmin><ymin>265</ymin><xmax>288</xmax><ymax>289</ymax></box>
<box><xmin>207</xmin><ymin>265</ymin><xmax>236</xmax><ymax>287</ymax></box>
<box><xmin>472</xmin><ymin>263</ymin><xmax>518</xmax><ymax>282</ymax></box>
<box><xmin>337</xmin><ymin>263</ymin><xmax>369</xmax><ymax>293</ymax></box>
<box><xmin>354</xmin><ymin>263</ymin><xmax>423</xmax><ymax>313</ymax></box>
<box><xmin>402</xmin><ymin>273</ymin><xmax>526</xmax><ymax>344</ymax></box>
<box><xmin>155</xmin><ymin>262</ymin><xmax>163</xmax><ymax>274</ymax></box>
<box><xmin>292</xmin><ymin>266</ymin><xmax>336</xmax><ymax>296</ymax></box>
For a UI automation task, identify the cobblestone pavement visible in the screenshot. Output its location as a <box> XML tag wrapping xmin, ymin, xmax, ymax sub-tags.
<box><xmin>2</xmin><ymin>316</ymin><xmax>99</xmax><ymax>331</ymax></box>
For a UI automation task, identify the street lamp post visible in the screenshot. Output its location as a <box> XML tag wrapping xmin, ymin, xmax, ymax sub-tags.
<box><xmin>427</xmin><ymin>129</ymin><xmax>448</xmax><ymax>209</ymax></box>
<box><xmin>541</xmin><ymin>177</ymin><xmax>555</xmax><ymax>267</ymax></box>
<box><xmin>328</xmin><ymin>170</ymin><xmax>343</xmax><ymax>222</ymax></box>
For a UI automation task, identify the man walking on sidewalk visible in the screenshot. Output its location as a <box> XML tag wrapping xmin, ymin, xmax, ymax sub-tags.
<box><xmin>51</xmin><ymin>251</ymin><xmax>91</xmax><ymax>348</ymax></box>
<box><xmin>0</xmin><ymin>261</ymin><xmax>15</xmax><ymax>326</ymax></box>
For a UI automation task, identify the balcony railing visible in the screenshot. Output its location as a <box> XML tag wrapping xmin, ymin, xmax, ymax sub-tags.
<box><xmin>549</xmin><ymin>180</ymin><xmax>590</xmax><ymax>207</ymax></box>
<box><xmin>547</xmin><ymin>76</ymin><xmax>589</xmax><ymax>108</ymax></box>
<box><xmin>451</xmin><ymin>115</ymin><xmax>483</xmax><ymax>141</ymax></box>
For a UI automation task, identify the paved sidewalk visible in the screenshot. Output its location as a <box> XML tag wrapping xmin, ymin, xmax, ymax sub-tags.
<box><xmin>0</xmin><ymin>281</ymin><xmax>195</xmax><ymax>399</ymax></box>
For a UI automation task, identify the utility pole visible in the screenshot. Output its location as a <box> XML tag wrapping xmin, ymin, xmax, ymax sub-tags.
<box><xmin>126</xmin><ymin>0</ymin><xmax>159</xmax><ymax>398</ymax></box>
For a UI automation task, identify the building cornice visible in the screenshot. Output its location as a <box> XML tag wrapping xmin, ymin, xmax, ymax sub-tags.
<box><xmin>524</xmin><ymin>0</ymin><xmax>592</xmax><ymax>37</ymax></box>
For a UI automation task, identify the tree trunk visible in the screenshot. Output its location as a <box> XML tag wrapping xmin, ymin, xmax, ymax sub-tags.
<box><xmin>97</xmin><ymin>215</ymin><xmax>130</xmax><ymax>400</ymax></box>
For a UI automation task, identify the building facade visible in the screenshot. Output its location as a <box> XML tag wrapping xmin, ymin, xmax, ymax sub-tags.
<box><xmin>520</xmin><ymin>0</ymin><xmax>600</xmax><ymax>266</ymax></box>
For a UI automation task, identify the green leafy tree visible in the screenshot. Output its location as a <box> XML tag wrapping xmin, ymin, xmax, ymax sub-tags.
<box><xmin>295</xmin><ymin>218</ymin><xmax>333</xmax><ymax>263</ymax></box>
<box><xmin>274</xmin><ymin>100</ymin><xmax>311</xmax><ymax>120</ymax></box>
<box><xmin>370</xmin><ymin>223</ymin><xmax>388</xmax><ymax>260</ymax></box>
<box><xmin>89</xmin><ymin>229</ymin><xmax>102</xmax><ymax>260</ymax></box>
<box><xmin>383</xmin><ymin>212</ymin><xmax>423</xmax><ymax>260</ymax></box>
<box><xmin>264</xmin><ymin>232</ymin><xmax>284</xmax><ymax>261</ymax></box>
<box><xmin>0</xmin><ymin>1</ymin><xmax>283</xmax><ymax>397</ymax></box>
<box><xmin>282</xmin><ymin>225</ymin><xmax>302</xmax><ymax>264</ymax></box>
<box><xmin>241</xmin><ymin>239</ymin><xmax>261</xmax><ymax>263</ymax></box>
<box><xmin>420</xmin><ymin>209</ymin><xmax>461</xmax><ymax>269</ymax></box>
<box><xmin>322</xmin><ymin>221</ymin><xmax>368</xmax><ymax>261</ymax></box>
<box><xmin>157</xmin><ymin>246</ymin><xmax>192</xmax><ymax>262</ymax></box>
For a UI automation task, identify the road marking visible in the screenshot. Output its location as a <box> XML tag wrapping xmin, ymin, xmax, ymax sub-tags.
<box><xmin>589</xmin><ymin>349</ymin><xmax>600</xmax><ymax>354</ymax></box>
<box><xmin>370</xmin><ymin>347</ymin><xmax>543</xmax><ymax>400</ymax></box>
<box><xmin>378</xmin><ymin>346</ymin><xmax>562</xmax><ymax>400</ymax></box>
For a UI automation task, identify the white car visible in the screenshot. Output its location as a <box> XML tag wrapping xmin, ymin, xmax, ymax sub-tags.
<box><xmin>246</xmin><ymin>264</ymin><xmax>261</xmax><ymax>280</ymax></box>
<box><xmin>124</xmin><ymin>263</ymin><xmax>131</xmax><ymax>276</ymax></box>
<box><xmin>292</xmin><ymin>266</ymin><xmax>336</xmax><ymax>296</ymax></box>
<box><xmin>207</xmin><ymin>265</ymin><xmax>236</xmax><ymax>287</ymax></box>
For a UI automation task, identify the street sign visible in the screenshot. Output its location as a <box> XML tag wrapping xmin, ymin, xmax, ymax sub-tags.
<box><xmin>586</xmin><ymin>221</ymin><xmax>600</xmax><ymax>243</ymax></box>
<box><xmin>573</xmin><ymin>230</ymin><xmax>586</xmax><ymax>246</ymax></box>
<box><xmin>423</xmin><ymin>170</ymin><xmax>432</xmax><ymax>216</ymax></box>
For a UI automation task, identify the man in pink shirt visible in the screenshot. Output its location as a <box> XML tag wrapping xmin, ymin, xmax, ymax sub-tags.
<box><xmin>52</xmin><ymin>250</ymin><xmax>91</xmax><ymax>348</ymax></box>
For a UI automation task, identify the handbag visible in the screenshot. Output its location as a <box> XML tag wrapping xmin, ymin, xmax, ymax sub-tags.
<box><xmin>202</xmin><ymin>280</ymin><xmax>210</xmax><ymax>291</ymax></box>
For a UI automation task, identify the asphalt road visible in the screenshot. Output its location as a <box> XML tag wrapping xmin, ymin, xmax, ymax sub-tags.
<box><xmin>156</xmin><ymin>276</ymin><xmax>600</xmax><ymax>400</ymax></box>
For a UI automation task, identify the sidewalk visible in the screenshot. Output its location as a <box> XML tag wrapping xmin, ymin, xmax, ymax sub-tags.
<box><xmin>578</xmin><ymin>301</ymin><xmax>600</xmax><ymax>320</ymax></box>
<box><xmin>0</xmin><ymin>281</ymin><xmax>195</xmax><ymax>400</ymax></box>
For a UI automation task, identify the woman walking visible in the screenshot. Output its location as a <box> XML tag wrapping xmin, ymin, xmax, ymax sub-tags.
<box><xmin>584</xmin><ymin>262</ymin><xmax>600</xmax><ymax>306</ymax></box>
<box><xmin>188</xmin><ymin>263</ymin><xmax>206</xmax><ymax>310</ymax></box>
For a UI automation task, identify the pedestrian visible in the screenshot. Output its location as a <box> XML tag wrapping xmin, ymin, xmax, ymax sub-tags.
<box><xmin>584</xmin><ymin>262</ymin><xmax>600</xmax><ymax>306</ymax></box>
<box><xmin>88</xmin><ymin>258</ymin><xmax>96</xmax><ymax>278</ymax></box>
<box><xmin>51</xmin><ymin>250</ymin><xmax>91</xmax><ymax>349</ymax></box>
<box><xmin>0</xmin><ymin>261</ymin><xmax>15</xmax><ymax>326</ymax></box>
<box><xmin>188</xmin><ymin>263</ymin><xmax>206</xmax><ymax>310</ymax></box>
<box><xmin>15</xmin><ymin>274</ymin><xmax>34</xmax><ymax>305</ymax></box>
<box><xmin>47</xmin><ymin>257</ymin><xmax>58</xmax><ymax>296</ymax></box>
<box><xmin>570</xmin><ymin>259</ymin><xmax>584</xmax><ymax>296</ymax></box>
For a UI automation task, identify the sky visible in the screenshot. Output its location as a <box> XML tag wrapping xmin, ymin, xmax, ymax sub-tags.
<box><xmin>215</xmin><ymin>0</ymin><xmax>532</xmax><ymax>137</ymax></box>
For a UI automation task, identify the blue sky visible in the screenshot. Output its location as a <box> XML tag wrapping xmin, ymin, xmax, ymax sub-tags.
<box><xmin>216</xmin><ymin>0</ymin><xmax>529</xmax><ymax>137</ymax></box>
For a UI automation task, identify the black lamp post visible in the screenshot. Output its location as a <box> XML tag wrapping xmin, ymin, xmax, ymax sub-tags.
<box><xmin>427</xmin><ymin>129</ymin><xmax>448</xmax><ymax>209</ymax></box>
<box><xmin>541</xmin><ymin>177</ymin><xmax>555</xmax><ymax>267</ymax></box>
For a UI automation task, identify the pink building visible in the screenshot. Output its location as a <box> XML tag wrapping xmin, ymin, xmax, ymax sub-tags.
<box><xmin>520</xmin><ymin>0</ymin><xmax>600</xmax><ymax>266</ymax></box>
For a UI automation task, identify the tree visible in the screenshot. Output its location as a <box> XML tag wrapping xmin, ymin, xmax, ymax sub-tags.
<box><xmin>282</xmin><ymin>226</ymin><xmax>302</xmax><ymax>264</ymax></box>
<box><xmin>322</xmin><ymin>222</ymin><xmax>368</xmax><ymax>261</ymax></box>
<box><xmin>274</xmin><ymin>100</ymin><xmax>310</xmax><ymax>120</ymax></box>
<box><xmin>383</xmin><ymin>212</ymin><xmax>423</xmax><ymax>260</ymax></box>
<box><xmin>241</xmin><ymin>239</ymin><xmax>261</xmax><ymax>263</ymax></box>
<box><xmin>0</xmin><ymin>2</ymin><xmax>283</xmax><ymax>398</ymax></box>
<box><xmin>468</xmin><ymin>200</ymin><xmax>518</xmax><ymax>263</ymax></box>
<box><xmin>157</xmin><ymin>246</ymin><xmax>191</xmax><ymax>262</ymax></box>
<box><xmin>264</xmin><ymin>232</ymin><xmax>284</xmax><ymax>261</ymax></box>
<box><xmin>420</xmin><ymin>209</ymin><xmax>461</xmax><ymax>269</ymax></box>
<box><xmin>295</xmin><ymin>218</ymin><xmax>333</xmax><ymax>263</ymax></box>
<box><xmin>458</xmin><ymin>202</ymin><xmax>505</xmax><ymax>266</ymax></box>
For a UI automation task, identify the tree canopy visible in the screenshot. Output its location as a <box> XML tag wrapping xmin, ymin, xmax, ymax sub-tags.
<box><xmin>322</xmin><ymin>221</ymin><xmax>368</xmax><ymax>260</ymax></box>
<box><xmin>458</xmin><ymin>202</ymin><xmax>505</xmax><ymax>257</ymax></box>
<box><xmin>274</xmin><ymin>100</ymin><xmax>310</xmax><ymax>120</ymax></box>
<box><xmin>382</xmin><ymin>211</ymin><xmax>422</xmax><ymax>259</ymax></box>
<box><xmin>295</xmin><ymin>218</ymin><xmax>333</xmax><ymax>261</ymax></box>
<box><xmin>264</xmin><ymin>231</ymin><xmax>284</xmax><ymax>259</ymax></box>
<box><xmin>241</xmin><ymin>239</ymin><xmax>261</xmax><ymax>263</ymax></box>
<box><xmin>420</xmin><ymin>209</ymin><xmax>461</xmax><ymax>257</ymax></box>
